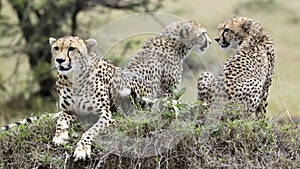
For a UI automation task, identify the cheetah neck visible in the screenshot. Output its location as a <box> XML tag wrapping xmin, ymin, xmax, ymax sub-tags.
<box><xmin>165</xmin><ymin>35</ymin><xmax>193</xmax><ymax>58</ymax></box>
<box><xmin>241</xmin><ymin>21</ymin><xmax>271</xmax><ymax>49</ymax></box>
<box><xmin>240</xmin><ymin>32</ymin><xmax>272</xmax><ymax>53</ymax></box>
<box><xmin>67</xmin><ymin>52</ymin><xmax>102</xmax><ymax>87</ymax></box>
<box><xmin>235</xmin><ymin>31</ymin><xmax>274</xmax><ymax>78</ymax></box>
<box><xmin>143</xmin><ymin>36</ymin><xmax>191</xmax><ymax>59</ymax></box>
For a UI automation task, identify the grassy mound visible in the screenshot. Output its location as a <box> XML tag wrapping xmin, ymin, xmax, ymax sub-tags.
<box><xmin>0</xmin><ymin>93</ymin><xmax>299</xmax><ymax>168</ymax></box>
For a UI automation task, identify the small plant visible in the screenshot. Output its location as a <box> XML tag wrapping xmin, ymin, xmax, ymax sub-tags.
<box><xmin>0</xmin><ymin>97</ymin><xmax>299</xmax><ymax>168</ymax></box>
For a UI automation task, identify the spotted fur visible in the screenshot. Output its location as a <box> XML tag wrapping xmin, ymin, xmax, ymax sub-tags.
<box><xmin>125</xmin><ymin>19</ymin><xmax>211</xmax><ymax>97</ymax></box>
<box><xmin>1</xmin><ymin>112</ymin><xmax>62</xmax><ymax>130</ymax></box>
<box><xmin>197</xmin><ymin>16</ymin><xmax>275</xmax><ymax>115</ymax></box>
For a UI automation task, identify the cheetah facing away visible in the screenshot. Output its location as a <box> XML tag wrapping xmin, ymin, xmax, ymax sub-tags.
<box><xmin>49</xmin><ymin>36</ymin><xmax>152</xmax><ymax>160</ymax></box>
<box><xmin>197</xmin><ymin>16</ymin><xmax>275</xmax><ymax>115</ymax></box>
<box><xmin>125</xmin><ymin>19</ymin><xmax>211</xmax><ymax>98</ymax></box>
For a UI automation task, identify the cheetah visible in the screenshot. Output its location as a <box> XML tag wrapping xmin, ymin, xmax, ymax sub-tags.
<box><xmin>49</xmin><ymin>36</ymin><xmax>152</xmax><ymax>160</ymax></box>
<box><xmin>125</xmin><ymin>19</ymin><xmax>211</xmax><ymax>98</ymax></box>
<box><xmin>197</xmin><ymin>16</ymin><xmax>275</xmax><ymax>115</ymax></box>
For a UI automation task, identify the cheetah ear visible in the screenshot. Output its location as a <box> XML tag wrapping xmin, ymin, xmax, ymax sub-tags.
<box><xmin>85</xmin><ymin>38</ymin><xmax>97</xmax><ymax>52</ymax></box>
<box><xmin>243</xmin><ymin>19</ymin><xmax>252</xmax><ymax>32</ymax></box>
<box><xmin>179</xmin><ymin>23</ymin><xmax>192</xmax><ymax>38</ymax></box>
<box><xmin>49</xmin><ymin>37</ymin><xmax>57</xmax><ymax>46</ymax></box>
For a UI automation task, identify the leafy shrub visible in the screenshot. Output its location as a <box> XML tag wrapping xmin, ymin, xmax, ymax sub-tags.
<box><xmin>0</xmin><ymin>91</ymin><xmax>299</xmax><ymax>168</ymax></box>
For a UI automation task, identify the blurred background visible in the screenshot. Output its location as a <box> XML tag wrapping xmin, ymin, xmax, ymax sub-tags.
<box><xmin>0</xmin><ymin>0</ymin><xmax>299</xmax><ymax>126</ymax></box>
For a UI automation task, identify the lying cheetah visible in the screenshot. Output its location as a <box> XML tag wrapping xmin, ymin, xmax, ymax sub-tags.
<box><xmin>198</xmin><ymin>16</ymin><xmax>275</xmax><ymax>115</ymax></box>
<box><xmin>125</xmin><ymin>19</ymin><xmax>211</xmax><ymax>97</ymax></box>
<box><xmin>49</xmin><ymin>36</ymin><xmax>152</xmax><ymax>160</ymax></box>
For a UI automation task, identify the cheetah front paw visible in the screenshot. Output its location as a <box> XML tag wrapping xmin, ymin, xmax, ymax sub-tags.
<box><xmin>74</xmin><ymin>142</ymin><xmax>91</xmax><ymax>161</ymax></box>
<box><xmin>53</xmin><ymin>130</ymin><xmax>69</xmax><ymax>145</ymax></box>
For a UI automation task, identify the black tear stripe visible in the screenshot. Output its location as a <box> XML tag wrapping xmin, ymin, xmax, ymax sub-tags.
<box><xmin>221</xmin><ymin>29</ymin><xmax>230</xmax><ymax>46</ymax></box>
<box><xmin>67</xmin><ymin>48</ymin><xmax>72</xmax><ymax>64</ymax></box>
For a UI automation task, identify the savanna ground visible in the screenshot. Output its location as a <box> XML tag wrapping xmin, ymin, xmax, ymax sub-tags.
<box><xmin>0</xmin><ymin>0</ymin><xmax>300</xmax><ymax>168</ymax></box>
<box><xmin>1</xmin><ymin>92</ymin><xmax>300</xmax><ymax>168</ymax></box>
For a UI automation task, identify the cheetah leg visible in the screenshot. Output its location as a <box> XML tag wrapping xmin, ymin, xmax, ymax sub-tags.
<box><xmin>256</xmin><ymin>78</ymin><xmax>272</xmax><ymax>116</ymax></box>
<box><xmin>197</xmin><ymin>72</ymin><xmax>213</xmax><ymax>103</ymax></box>
<box><xmin>53</xmin><ymin>111</ymin><xmax>78</xmax><ymax>145</ymax></box>
<box><xmin>241</xmin><ymin>78</ymin><xmax>265</xmax><ymax>115</ymax></box>
<box><xmin>256</xmin><ymin>92</ymin><xmax>268</xmax><ymax>116</ymax></box>
<box><xmin>74</xmin><ymin>99</ymin><xmax>114</xmax><ymax>161</ymax></box>
<box><xmin>159</xmin><ymin>72</ymin><xmax>181</xmax><ymax>98</ymax></box>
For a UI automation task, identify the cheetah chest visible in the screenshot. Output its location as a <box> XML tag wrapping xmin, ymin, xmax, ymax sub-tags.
<box><xmin>57</xmin><ymin>72</ymin><xmax>111</xmax><ymax>114</ymax></box>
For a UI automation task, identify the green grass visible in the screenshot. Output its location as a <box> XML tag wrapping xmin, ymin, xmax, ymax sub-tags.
<box><xmin>0</xmin><ymin>95</ymin><xmax>299</xmax><ymax>168</ymax></box>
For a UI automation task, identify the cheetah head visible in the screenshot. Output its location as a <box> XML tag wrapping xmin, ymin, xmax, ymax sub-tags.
<box><xmin>49</xmin><ymin>36</ymin><xmax>97</xmax><ymax>74</ymax></box>
<box><xmin>177</xmin><ymin>20</ymin><xmax>212</xmax><ymax>55</ymax></box>
<box><xmin>215</xmin><ymin>16</ymin><xmax>253</xmax><ymax>50</ymax></box>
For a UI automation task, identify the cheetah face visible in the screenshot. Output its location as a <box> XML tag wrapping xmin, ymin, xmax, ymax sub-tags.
<box><xmin>49</xmin><ymin>36</ymin><xmax>97</xmax><ymax>75</ymax></box>
<box><xmin>192</xmin><ymin>31</ymin><xmax>211</xmax><ymax>55</ymax></box>
<box><xmin>215</xmin><ymin>16</ymin><xmax>252</xmax><ymax>50</ymax></box>
<box><xmin>178</xmin><ymin>20</ymin><xmax>211</xmax><ymax>55</ymax></box>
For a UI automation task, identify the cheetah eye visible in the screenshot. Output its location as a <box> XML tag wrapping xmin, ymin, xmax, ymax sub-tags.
<box><xmin>69</xmin><ymin>47</ymin><xmax>76</xmax><ymax>51</ymax></box>
<box><xmin>53</xmin><ymin>47</ymin><xmax>59</xmax><ymax>51</ymax></box>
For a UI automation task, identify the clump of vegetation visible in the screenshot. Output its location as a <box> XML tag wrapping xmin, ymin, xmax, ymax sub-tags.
<box><xmin>0</xmin><ymin>90</ymin><xmax>299</xmax><ymax>168</ymax></box>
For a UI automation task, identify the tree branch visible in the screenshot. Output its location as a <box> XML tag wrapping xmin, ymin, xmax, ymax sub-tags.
<box><xmin>93</xmin><ymin>0</ymin><xmax>143</xmax><ymax>9</ymax></box>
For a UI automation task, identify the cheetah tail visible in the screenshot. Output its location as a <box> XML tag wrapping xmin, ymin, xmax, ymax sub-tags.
<box><xmin>1</xmin><ymin>111</ymin><xmax>62</xmax><ymax>130</ymax></box>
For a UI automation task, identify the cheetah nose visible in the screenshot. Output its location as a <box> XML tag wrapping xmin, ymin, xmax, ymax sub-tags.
<box><xmin>215</xmin><ymin>38</ymin><xmax>220</xmax><ymax>42</ymax></box>
<box><xmin>56</xmin><ymin>58</ymin><xmax>65</xmax><ymax>64</ymax></box>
